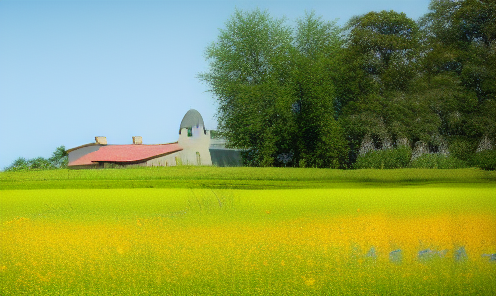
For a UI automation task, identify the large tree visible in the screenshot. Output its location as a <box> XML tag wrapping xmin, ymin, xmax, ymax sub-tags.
<box><xmin>290</xmin><ymin>12</ymin><xmax>347</xmax><ymax>167</ymax></box>
<box><xmin>199</xmin><ymin>9</ymin><xmax>347</xmax><ymax>167</ymax></box>
<box><xmin>4</xmin><ymin>146</ymin><xmax>67</xmax><ymax>171</ymax></box>
<box><xmin>335</xmin><ymin>10</ymin><xmax>422</xmax><ymax>163</ymax></box>
<box><xmin>419</xmin><ymin>0</ymin><xmax>496</xmax><ymax>160</ymax></box>
<box><xmin>199</xmin><ymin>9</ymin><xmax>294</xmax><ymax>166</ymax></box>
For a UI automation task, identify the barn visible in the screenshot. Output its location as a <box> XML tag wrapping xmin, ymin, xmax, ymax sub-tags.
<box><xmin>67</xmin><ymin>109</ymin><xmax>242</xmax><ymax>169</ymax></box>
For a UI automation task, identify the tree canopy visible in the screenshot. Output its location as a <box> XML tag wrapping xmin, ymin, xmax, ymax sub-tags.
<box><xmin>201</xmin><ymin>1</ymin><xmax>495</xmax><ymax>169</ymax></box>
<box><xmin>200</xmin><ymin>9</ymin><xmax>348</xmax><ymax>168</ymax></box>
<box><xmin>4</xmin><ymin>146</ymin><xmax>68</xmax><ymax>171</ymax></box>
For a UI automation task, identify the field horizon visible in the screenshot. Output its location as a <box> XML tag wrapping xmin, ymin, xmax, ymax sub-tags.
<box><xmin>1</xmin><ymin>167</ymin><xmax>494</xmax><ymax>190</ymax></box>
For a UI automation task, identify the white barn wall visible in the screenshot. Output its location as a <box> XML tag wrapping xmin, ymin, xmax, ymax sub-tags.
<box><xmin>144</xmin><ymin>151</ymin><xmax>182</xmax><ymax>167</ymax></box>
<box><xmin>177</xmin><ymin>126</ymin><xmax>212</xmax><ymax>166</ymax></box>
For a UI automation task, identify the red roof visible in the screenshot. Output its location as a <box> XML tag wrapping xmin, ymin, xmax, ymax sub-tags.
<box><xmin>69</xmin><ymin>144</ymin><xmax>183</xmax><ymax>166</ymax></box>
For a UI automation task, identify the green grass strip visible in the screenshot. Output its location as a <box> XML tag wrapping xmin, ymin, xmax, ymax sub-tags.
<box><xmin>1</xmin><ymin>167</ymin><xmax>494</xmax><ymax>190</ymax></box>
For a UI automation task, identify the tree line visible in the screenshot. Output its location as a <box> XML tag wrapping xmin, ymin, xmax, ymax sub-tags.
<box><xmin>199</xmin><ymin>0</ymin><xmax>495</xmax><ymax>170</ymax></box>
<box><xmin>4</xmin><ymin>146</ymin><xmax>68</xmax><ymax>171</ymax></box>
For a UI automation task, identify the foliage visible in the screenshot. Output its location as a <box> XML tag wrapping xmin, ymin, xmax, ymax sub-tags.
<box><xmin>418</xmin><ymin>0</ymin><xmax>496</xmax><ymax>154</ymax></box>
<box><xmin>4</xmin><ymin>146</ymin><xmax>67</xmax><ymax>171</ymax></box>
<box><xmin>199</xmin><ymin>4</ymin><xmax>494</xmax><ymax>169</ymax></box>
<box><xmin>28</xmin><ymin>157</ymin><xmax>54</xmax><ymax>170</ymax></box>
<box><xmin>199</xmin><ymin>9</ymin><xmax>292</xmax><ymax>166</ymax></box>
<box><xmin>409</xmin><ymin>153</ymin><xmax>468</xmax><ymax>169</ymax></box>
<box><xmin>336</xmin><ymin>11</ymin><xmax>423</xmax><ymax>165</ymax></box>
<box><xmin>448</xmin><ymin>137</ymin><xmax>478</xmax><ymax>162</ymax></box>
<box><xmin>48</xmin><ymin>145</ymin><xmax>68</xmax><ymax>168</ymax></box>
<box><xmin>353</xmin><ymin>146</ymin><xmax>412</xmax><ymax>169</ymax></box>
<box><xmin>472</xmin><ymin>149</ymin><xmax>496</xmax><ymax>170</ymax></box>
<box><xmin>200</xmin><ymin>9</ymin><xmax>347</xmax><ymax>168</ymax></box>
<box><xmin>289</xmin><ymin>13</ymin><xmax>349</xmax><ymax>168</ymax></box>
<box><xmin>3</xmin><ymin>157</ymin><xmax>30</xmax><ymax>172</ymax></box>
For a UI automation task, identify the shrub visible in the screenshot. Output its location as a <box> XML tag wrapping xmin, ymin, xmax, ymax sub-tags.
<box><xmin>354</xmin><ymin>146</ymin><xmax>411</xmax><ymax>169</ymax></box>
<box><xmin>28</xmin><ymin>157</ymin><xmax>54</xmax><ymax>170</ymax></box>
<box><xmin>472</xmin><ymin>150</ymin><xmax>496</xmax><ymax>170</ymax></box>
<box><xmin>449</xmin><ymin>138</ymin><xmax>477</xmax><ymax>162</ymax></box>
<box><xmin>409</xmin><ymin>154</ymin><xmax>468</xmax><ymax>169</ymax></box>
<box><xmin>4</xmin><ymin>157</ymin><xmax>30</xmax><ymax>172</ymax></box>
<box><xmin>4</xmin><ymin>146</ymin><xmax>67</xmax><ymax>171</ymax></box>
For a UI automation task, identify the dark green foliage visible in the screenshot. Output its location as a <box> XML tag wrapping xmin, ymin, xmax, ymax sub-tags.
<box><xmin>49</xmin><ymin>146</ymin><xmax>68</xmax><ymax>168</ymax></box>
<box><xmin>336</xmin><ymin>11</ymin><xmax>424</xmax><ymax>166</ymax></box>
<box><xmin>28</xmin><ymin>157</ymin><xmax>54</xmax><ymax>170</ymax></box>
<box><xmin>419</xmin><ymin>0</ymin><xmax>495</xmax><ymax>147</ymax></box>
<box><xmin>199</xmin><ymin>9</ymin><xmax>293</xmax><ymax>167</ymax></box>
<box><xmin>4</xmin><ymin>157</ymin><xmax>54</xmax><ymax>171</ymax></box>
<box><xmin>4</xmin><ymin>146</ymin><xmax>67</xmax><ymax>171</ymax></box>
<box><xmin>448</xmin><ymin>137</ymin><xmax>478</xmax><ymax>162</ymax></box>
<box><xmin>290</xmin><ymin>14</ymin><xmax>348</xmax><ymax>168</ymax></box>
<box><xmin>472</xmin><ymin>150</ymin><xmax>496</xmax><ymax>170</ymax></box>
<box><xmin>200</xmin><ymin>9</ymin><xmax>348</xmax><ymax>168</ymax></box>
<box><xmin>409</xmin><ymin>154</ymin><xmax>468</xmax><ymax>169</ymax></box>
<box><xmin>354</xmin><ymin>146</ymin><xmax>412</xmax><ymax>169</ymax></box>
<box><xmin>200</xmin><ymin>3</ymin><xmax>493</xmax><ymax>169</ymax></box>
<box><xmin>209</xmin><ymin>130</ymin><xmax>221</xmax><ymax>139</ymax></box>
<box><xmin>4</xmin><ymin>157</ymin><xmax>30</xmax><ymax>172</ymax></box>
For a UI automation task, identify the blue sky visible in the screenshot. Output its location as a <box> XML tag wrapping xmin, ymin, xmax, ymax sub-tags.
<box><xmin>0</xmin><ymin>0</ymin><xmax>431</xmax><ymax>170</ymax></box>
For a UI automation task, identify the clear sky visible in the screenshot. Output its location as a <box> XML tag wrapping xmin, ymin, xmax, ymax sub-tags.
<box><xmin>0</xmin><ymin>0</ymin><xmax>432</xmax><ymax>170</ymax></box>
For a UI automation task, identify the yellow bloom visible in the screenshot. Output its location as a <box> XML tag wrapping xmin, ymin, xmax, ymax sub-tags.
<box><xmin>303</xmin><ymin>277</ymin><xmax>315</xmax><ymax>286</ymax></box>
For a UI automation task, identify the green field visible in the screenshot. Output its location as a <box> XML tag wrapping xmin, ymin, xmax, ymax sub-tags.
<box><xmin>1</xmin><ymin>167</ymin><xmax>495</xmax><ymax>190</ymax></box>
<box><xmin>1</xmin><ymin>168</ymin><xmax>495</xmax><ymax>295</ymax></box>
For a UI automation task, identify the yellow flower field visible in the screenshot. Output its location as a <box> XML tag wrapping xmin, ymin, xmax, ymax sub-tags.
<box><xmin>1</xmin><ymin>186</ymin><xmax>495</xmax><ymax>295</ymax></box>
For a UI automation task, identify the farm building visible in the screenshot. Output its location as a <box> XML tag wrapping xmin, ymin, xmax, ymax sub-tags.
<box><xmin>67</xmin><ymin>109</ymin><xmax>242</xmax><ymax>169</ymax></box>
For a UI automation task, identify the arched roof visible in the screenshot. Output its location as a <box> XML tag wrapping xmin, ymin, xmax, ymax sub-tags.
<box><xmin>179</xmin><ymin>109</ymin><xmax>206</xmax><ymax>133</ymax></box>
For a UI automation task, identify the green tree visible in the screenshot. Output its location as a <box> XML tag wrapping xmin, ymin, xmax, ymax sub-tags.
<box><xmin>4</xmin><ymin>157</ymin><xmax>29</xmax><ymax>171</ymax></box>
<box><xmin>419</xmin><ymin>0</ymin><xmax>496</xmax><ymax>160</ymax></box>
<box><xmin>290</xmin><ymin>12</ymin><xmax>348</xmax><ymax>167</ymax></box>
<box><xmin>200</xmin><ymin>9</ymin><xmax>348</xmax><ymax>167</ymax></box>
<box><xmin>28</xmin><ymin>157</ymin><xmax>53</xmax><ymax>170</ymax></box>
<box><xmin>49</xmin><ymin>146</ymin><xmax>68</xmax><ymax>168</ymax></box>
<box><xmin>199</xmin><ymin>9</ymin><xmax>294</xmax><ymax>167</ymax></box>
<box><xmin>4</xmin><ymin>146</ymin><xmax>68</xmax><ymax>171</ymax></box>
<box><xmin>336</xmin><ymin>10</ymin><xmax>422</xmax><ymax>164</ymax></box>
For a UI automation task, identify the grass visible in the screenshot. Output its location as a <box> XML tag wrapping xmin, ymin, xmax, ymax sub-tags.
<box><xmin>1</xmin><ymin>167</ymin><xmax>495</xmax><ymax>295</ymax></box>
<box><xmin>0</xmin><ymin>166</ymin><xmax>494</xmax><ymax>189</ymax></box>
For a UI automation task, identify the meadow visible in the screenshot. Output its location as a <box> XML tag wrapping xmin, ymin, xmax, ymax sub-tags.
<box><xmin>1</xmin><ymin>167</ymin><xmax>495</xmax><ymax>295</ymax></box>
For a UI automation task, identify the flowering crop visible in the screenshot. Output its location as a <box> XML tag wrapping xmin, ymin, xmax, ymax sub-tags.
<box><xmin>1</xmin><ymin>186</ymin><xmax>495</xmax><ymax>295</ymax></box>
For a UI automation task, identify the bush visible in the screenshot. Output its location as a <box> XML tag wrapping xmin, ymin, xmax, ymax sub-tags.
<box><xmin>4</xmin><ymin>157</ymin><xmax>30</xmax><ymax>172</ymax></box>
<box><xmin>472</xmin><ymin>150</ymin><xmax>496</xmax><ymax>170</ymax></box>
<box><xmin>409</xmin><ymin>154</ymin><xmax>468</xmax><ymax>169</ymax></box>
<box><xmin>354</xmin><ymin>146</ymin><xmax>411</xmax><ymax>169</ymax></box>
<box><xmin>4</xmin><ymin>146</ymin><xmax>67</xmax><ymax>171</ymax></box>
<box><xmin>449</xmin><ymin>138</ymin><xmax>477</xmax><ymax>162</ymax></box>
<box><xmin>28</xmin><ymin>157</ymin><xmax>54</xmax><ymax>170</ymax></box>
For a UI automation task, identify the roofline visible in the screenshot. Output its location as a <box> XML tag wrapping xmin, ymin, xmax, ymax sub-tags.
<box><xmin>66</xmin><ymin>143</ymin><xmax>103</xmax><ymax>153</ymax></box>
<box><xmin>67</xmin><ymin>141</ymin><xmax>179</xmax><ymax>153</ymax></box>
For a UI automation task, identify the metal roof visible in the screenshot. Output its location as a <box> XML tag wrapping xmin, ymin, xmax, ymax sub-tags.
<box><xmin>68</xmin><ymin>143</ymin><xmax>183</xmax><ymax>166</ymax></box>
<box><xmin>179</xmin><ymin>109</ymin><xmax>205</xmax><ymax>133</ymax></box>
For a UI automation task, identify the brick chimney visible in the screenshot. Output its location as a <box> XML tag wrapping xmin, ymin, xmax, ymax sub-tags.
<box><xmin>133</xmin><ymin>136</ymin><xmax>142</xmax><ymax>145</ymax></box>
<box><xmin>95</xmin><ymin>136</ymin><xmax>107</xmax><ymax>145</ymax></box>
